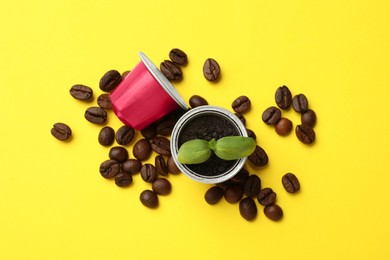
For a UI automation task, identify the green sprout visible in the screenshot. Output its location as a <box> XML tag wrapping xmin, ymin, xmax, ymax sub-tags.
<box><xmin>177</xmin><ymin>136</ymin><xmax>256</xmax><ymax>164</ymax></box>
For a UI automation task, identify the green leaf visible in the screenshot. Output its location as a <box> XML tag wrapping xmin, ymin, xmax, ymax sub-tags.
<box><xmin>213</xmin><ymin>136</ymin><xmax>256</xmax><ymax>160</ymax></box>
<box><xmin>177</xmin><ymin>139</ymin><xmax>211</xmax><ymax>164</ymax></box>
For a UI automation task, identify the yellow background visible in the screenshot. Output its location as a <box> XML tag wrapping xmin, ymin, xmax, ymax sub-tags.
<box><xmin>1</xmin><ymin>0</ymin><xmax>389</xmax><ymax>259</ymax></box>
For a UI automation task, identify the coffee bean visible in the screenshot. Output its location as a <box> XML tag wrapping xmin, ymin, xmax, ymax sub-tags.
<box><xmin>203</xmin><ymin>58</ymin><xmax>220</xmax><ymax>81</ymax></box>
<box><xmin>282</xmin><ymin>173</ymin><xmax>300</xmax><ymax>193</ymax></box>
<box><xmin>85</xmin><ymin>107</ymin><xmax>107</xmax><ymax>124</ymax></box>
<box><xmin>97</xmin><ymin>94</ymin><xmax>112</xmax><ymax>110</ymax></box>
<box><xmin>169</xmin><ymin>48</ymin><xmax>188</xmax><ymax>65</ymax></box>
<box><xmin>167</xmin><ymin>156</ymin><xmax>181</xmax><ymax>174</ymax></box>
<box><xmin>155</xmin><ymin>155</ymin><xmax>168</xmax><ymax>176</ymax></box>
<box><xmin>99</xmin><ymin>159</ymin><xmax>121</xmax><ymax>179</ymax></box>
<box><xmin>257</xmin><ymin>188</ymin><xmax>276</xmax><ymax>206</ymax></box>
<box><xmin>232</xmin><ymin>96</ymin><xmax>251</xmax><ymax>113</ymax></box>
<box><xmin>70</xmin><ymin>84</ymin><xmax>93</xmax><ymax>101</ymax></box>
<box><xmin>248</xmin><ymin>145</ymin><xmax>268</xmax><ymax>167</ymax></box>
<box><xmin>264</xmin><ymin>204</ymin><xmax>283</xmax><ymax>221</ymax></box>
<box><xmin>114</xmin><ymin>172</ymin><xmax>133</xmax><ymax>187</ymax></box>
<box><xmin>160</xmin><ymin>60</ymin><xmax>182</xmax><ymax>80</ymax></box>
<box><xmin>51</xmin><ymin>123</ymin><xmax>72</xmax><ymax>141</ymax></box>
<box><xmin>115</xmin><ymin>125</ymin><xmax>135</xmax><ymax>145</ymax></box>
<box><xmin>275</xmin><ymin>85</ymin><xmax>292</xmax><ymax>110</ymax></box>
<box><xmin>140</xmin><ymin>164</ymin><xmax>158</xmax><ymax>183</ymax></box>
<box><xmin>140</xmin><ymin>190</ymin><xmax>158</xmax><ymax>208</ymax></box>
<box><xmin>140</xmin><ymin>124</ymin><xmax>157</xmax><ymax>139</ymax></box>
<box><xmin>99</xmin><ymin>70</ymin><xmax>122</xmax><ymax>92</ymax></box>
<box><xmin>235</xmin><ymin>113</ymin><xmax>246</xmax><ymax>125</ymax></box>
<box><xmin>246</xmin><ymin>128</ymin><xmax>257</xmax><ymax>141</ymax></box>
<box><xmin>239</xmin><ymin>197</ymin><xmax>257</xmax><ymax>221</ymax></box>
<box><xmin>98</xmin><ymin>126</ymin><xmax>115</xmax><ymax>146</ymax></box>
<box><xmin>295</xmin><ymin>124</ymin><xmax>315</xmax><ymax>144</ymax></box>
<box><xmin>292</xmin><ymin>94</ymin><xmax>309</xmax><ymax>113</ymax></box>
<box><xmin>156</xmin><ymin>119</ymin><xmax>176</xmax><ymax>136</ymax></box>
<box><xmin>262</xmin><ymin>106</ymin><xmax>281</xmax><ymax>125</ymax></box>
<box><xmin>224</xmin><ymin>184</ymin><xmax>243</xmax><ymax>204</ymax></box>
<box><xmin>133</xmin><ymin>139</ymin><xmax>152</xmax><ymax>161</ymax></box>
<box><xmin>230</xmin><ymin>168</ymin><xmax>249</xmax><ymax>185</ymax></box>
<box><xmin>189</xmin><ymin>95</ymin><xmax>208</xmax><ymax>108</ymax></box>
<box><xmin>301</xmin><ymin>109</ymin><xmax>316</xmax><ymax>127</ymax></box>
<box><xmin>275</xmin><ymin>118</ymin><xmax>293</xmax><ymax>136</ymax></box>
<box><xmin>121</xmin><ymin>159</ymin><xmax>142</xmax><ymax>174</ymax></box>
<box><xmin>150</xmin><ymin>137</ymin><xmax>171</xmax><ymax>156</ymax></box>
<box><xmin>152</xmin><ymin>178</ymin><xmax>172</xmax><ymax>195</ymax></box>
<box><xmin>121</xmin><ymin>70</ymin><xmax>131</xmax><ymax>78</ymax></box>
<box><xmin>204</xmin><ymin>186</ymin><xmax>224</xmax><ymax>205</ymax></box>
<box><xmin>109</xmin><ymin>146</ymin><xmax>129</xmax><ymax>163</ymax></box>
<box><xmin>244</xmin><ymin>175</ymin><xmax>261</xmax><ymax>197</ymax></box>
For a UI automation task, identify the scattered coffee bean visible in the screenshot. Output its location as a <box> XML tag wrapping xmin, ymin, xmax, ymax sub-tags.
<box><xmin>248</xmin><ymin>145</ymin><xmax>268</xmax><ymax>167</ymax></box>
<box><xmin>262</xmin><ymin>106</ymin><xmax>281</xmax><ymax>125</ymax></box>
<box><xmin>224</xmin><ymin>184</ymin><xmax>243</xmax><ymax>204</ymax></box>
<box><xmin>169</xmin><ymin>48</ymin><xmax>188</xmax><ymax>65</ymax></box>
<box><xmin>244</xmin><ymin>175</ymin><xmax>261</xmax><ymax>198</ymax></box>
<box><xmin>140</xmin><ymin>124</ymin><xmax>157</xmax><ymax>139</ymax></box>
<box><xmin>133</xmin><ymin>139</ymin><xmax>152</xmax><ymax>161</ymax></box>
<box><xmin>99</xmin><ymin>159</ymin><xmax>121</xmax><ymax>179</ymax></box>
<box><xmin>275</xmin><ymin>85</ymin><xmax>292</xmax><ymax>110</ymax></box>
<box><xmin>160</xmin><ymin>60</ymin><xmax>183</xmax><ymax>80</ymax></box>
<box><xmin>230</xmin><ymin>168</ymin><xmax>249</xmax><ymax>185</ymax></box>
<box><xmin>204</xmin><ymin>186</ymin><xmax>224</xmax><ymax>205</ymax></box>
<box><xmin>140</xmin><ymin>164</ymin><xmax>158</xmax><ymax>183</ymax></box>
<box><xmin>264</xmin><ymin>204</ymin><xmax>283</xmax><ymax>221</ymax></box>
<box><xmin>282</xmin><ymin>173</ymin><xmax>300</xmax><ymax>193</ymax></box>
<box><xmin>116</xmin><ymin>125</ymin><xmax>135</xmax><ymax>145</ymax></box>
<box><xmin>121</xmin><ymin>159</ymin><xmax>142</xmax><ymax>174</ymax></box>
<box><xmin>140</xmin><ymin>190</ymin><xmax>158</xmax><ymax>208</ymax></box>
<box><xmin>99</xmin><ymin>70</ymin><xmax>122</xmax><ymax>92</ymax></box>
<box><xmin>156</xmin><ymin>119</ymin><xmax>176</xmax><ymax>136</ymax></box>
<box><xmin>155</xmin><ymin>155</ymin><xmax>168</xmax><ymax>176</ymax></box>
<box><xmin>232</xmin><ymin>96</ymin><xmax>251</xmax><ymax>113</ymax></box>
<box><xmin>246</xmin><ymin>129</ymin><xmax>257</xmax><ymax>141</ymax></box>
<box><xmin>98</xmin><ymin>126</ymin><xmax>115</xmax><ymax>146</ymax></box>
<box><xmin>235</xmin><ymin>113</ymin><xmax>246</xmax><ymax>125</ymax></box>
<box><xmin>203</xmin><ymin>58</ymin><xmax>220</xmax><ymax>81</ymax></box>
<box><xmin>70</xmin><ymin>84</ymin><xmax>93</xmax><ymax>101</ymax></box>
<box><xmin>150</xmin><ymin>136</ymin><xmax>171</xmax><ymax>156</ymax></box>
<box><xmin>301</xmin><ymin>109</ymin><xmax>316</xmax><ymax>127</ymax></box>
<box><xmin>109</xmin><ymin>146</ymin><xmax>129</xmax><ymax>163</ymax></box>
<box><xmin>295</xmin><ymin>124</ymin><xmax>315</xmax><ymax>144</ymax></box>
<box><xmin>97</xmin><ymin>94</ymin><xmax>112</xmax><ymax>110</ymax></box>
<box><xmin>114</xmin><ymin>172</ymin><xmax>133</xmax><ymax>187</ymax></box>
<box><xmin>239</xmin><ymin>197</ymin><xmax>258</xmax><ymax>221</ymax></box>
<box><xmin>51</xmin><ymin>122</ymin><xmax>72</xmax><ymax>141</ymax></box>
<box><xmin>121</xmin><ymin>70</ymin><xmax>131</xmax><ymax>78</ymax></box>
<box><xmin>167</xmin><ymin>156</ymin><xmax>181</xmax><ymax>174</ymax></box>
<box><xmin>85</xmin><ymin>107</ymin><xmax>107</xmax><ymax>124</ymax></box>
<box><xmin>275</xmin><ymin>118</ymin><xmax>293</xmax><ymax>136</ymax></box>
<box><xmin>257</xmin><ymin>188</ymin><xmax>277</xmax><ymax>206</ymax></box>
<box><xmin>189</xmin><ymin>95</ymin><xmax>208</xmax><ymax>108</ymax></box>
<box><xmin>152</xmin><ymin>178</ymin><xmax>172</xmax><ymax>195</ymax></box>
<box><xmin>292</xmin><ymin>94</ymin><xmax>309</xmax><ymax>113</ymax></box>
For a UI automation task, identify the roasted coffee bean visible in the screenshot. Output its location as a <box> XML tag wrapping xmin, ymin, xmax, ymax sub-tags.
<box><xmin>296</xmin><ymin>124</ymin><xmax>315</xmax><ymax>144</ymax></box>
<box><xmin>109</xmin><ymin>146</ymin><xmax>129</xmax><ymax>162</ymax></box>
<box><xmin>292</xmin><ymin>94</ymin><xmax>309</xmax><ymax>113</ymax></box>
<box><xmin>248</xmin><ymin>145</ymin><xmax>268</xmax><ymax>167</ymax></box>
<box><xmin>230</xmin><ymin>168</ymin><xmax>249</xmax><ymax>185</ymax></box>
<box><xmin>97</xmin><ymin>94</ymin><xmax>112</xmax><ymax>110</ymax></box>
<box><xmin>98</xmin><ymin>126</ymin><xmax>115</xmax><ymax>146</ymax></box>
<box><xmin>150</xmin><ymin>137</ymin><xmax>171</xmax><ymax>156</ymax></box>
<box><xmin>275</xmin><ymin>118</ymin><xmax>293</xmax><ymax>136</ymax></box>
<box><xmin>99</xmin><ymin>159</ymin><xmax>121</xmax><ymax>179</ymax></box>
<box><xmin>51</xmin><ymin>122</ymin><xmax>72</xmax><ymax>141</ymax></box>
<box><xmin>189</xmin><ymin>95</ymin><xmax>208</xmax><ymax>108</ymax></box>
<box><xmin>262</xmin><ymin>106</ymin><xmax>281</xmax><ymax>125</ymax></box>
<box><xmin>275</xmin><ymin>85</ymin><xmax>292</xmax><ymax>110</ymax></box>
<box><xmin>257</xmin><ymin>188</ymin><xmax>276</xmax><ymax>206</ymax></box>
<box><xmin>70</xmin><ymin>84</ymin><xmax>93</xmax><ymax>101</ymax></box>
<box><xmin>204</xmin><ymin>186</ymin><xmax>224</xmax><ymax>205</ymax></box>
<box><xmin>235</xmin><ymin>113</ymin><xmax>246</xmax><ymax>125</ymax></box>
<box><xmin>203</xmin><ymin>58</ymin><xmax>220</xmax><ymax>81</ymax></box>
<box><xmin>141</xmin><ymin>124</ymin><xmax>157</xmax><ymax>139</ymax></box>
<box><xmin>140</xmin><ymin>164</ymin><xmax>158</xmax><ymax>183</ymax></box>
<box><xmin>301</xmin><ymin>109</ymin><xmax>316</xmax><ymax>127</ymax></box>
<box><xmin>114</xmin><ymin>172</ymin><xmax>133</xmax><ymax>187</ymax></box>
<box><xmin>169</xmin><ymin>48</ymin><xmax>188</xmax><ymax>65</ymax></box>
<box><xmin>140</xmin><ymin>190</ymin><xmax>158</xmax><ymax>208</ymax></box>
<box><xmin>246</xmin><ymin>128</ymin><xmax>257</xmax><ymax>141</ymax></box>
<box><xmin>155</xmin><ymin>155</ymin><xmax>168</xmax><ymax>176</ymax></box>
<box><xmin>244</xmin><ymin>175</ymin><xmax>261</xmax><ymax>198</ymax></box>
<box><xmin>224</xmin><ymin>184</ymin><xmax>244</xmax><ymax>204</ymax></box>
<box><xmin>232</xmin><ymin>96</ymin><xmax>251</xmax><ymax>113</ymax></box>
<box><xmin>99</xmin><ymin>70</ymin><xmax>122</xmax><ymax>92</ymax></box>
<box><xmin>152</xmin><ymin>178</ymin><xmax>172</xmax><ymax>195</ymax></box>
<box><xmin>239</xmin><ymin>197</ymin><xmax>258</xmax><ymax>221</ymax></box>
<box><xmin>160</xmin><ymin>60</ymin><xmax>182</xmax><ymax>80</ymax></box>
<box><xmin>116</xmin><ymin>125</ymin><xmax>135</xmax><ymax>145</ymax></box>
<box><xmin>133</xmin><ymin>139</ymin><xmax>152</xmax><ymax>161</ymax></box>
<box><xmin>167</xmin><ymin>156</ymin><xmax>181</xmax><ymax>174</ymax></box>
<box><xmin>121</xmin><ymin>159</ymin><xmax>142</xmax><ymax>174</ymax></box>
<box><xmin>156</xmin><ymin>119</ymin><xmax>176</xmax><ymax>136</ymax></box>
<box><xmin>264</xmin><ymin>204</ymin><xmax>283</xmax><ymax>221</ymax></box>
<box><xmin>282</xmin><ymin>173</ymin><xmax>300</xmax><ymax>193</ymax></box>
<box><xmin>122</xmin><ymin>70</ymin><xmax>131</xmax><ymax>78</ymax></box>
<box><xmin>85</xmin><ymin>107</ymin><xmax>107</xmax><ymax>124</ymax></box>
